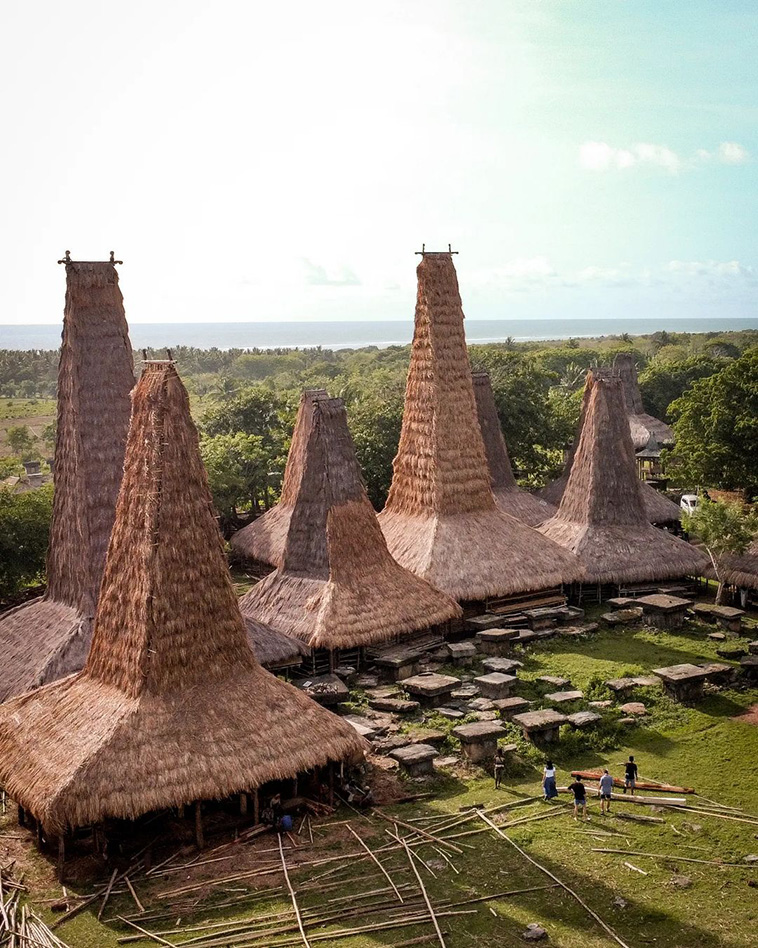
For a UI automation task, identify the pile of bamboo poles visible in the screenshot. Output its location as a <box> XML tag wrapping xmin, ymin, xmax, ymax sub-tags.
<box><xmin>0</xmin><ymin>865</ymin><xmax>70</xmax><ymax>948</ymax></box>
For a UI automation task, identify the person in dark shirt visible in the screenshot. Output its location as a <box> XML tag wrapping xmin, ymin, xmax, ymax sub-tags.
<box><xmin>623</xmin><ymin>756</ymin><xmax>638</xmax><ymax>795</ymax></box>
<box><xmin>494</xmin><ymin>747</ymin><xmax>506</xmax><ymax>789</ymax></box>
<box><xmin>568</xmin><ymin>775</ymin><xmax>589</xmax><ymax>821</ymax></box>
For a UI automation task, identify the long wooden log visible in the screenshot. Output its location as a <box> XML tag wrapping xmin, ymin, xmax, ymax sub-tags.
<box><xmin>346</xmin><ymin>824</ymin><xmax>404</xmax><ymax>902</ymax></box>
<box><xmin>592</xmin><ymin>848</ymin><xmax>748</xmax><ymax>867</ymax></box>
<box><xmin>571</xmin><ymin>770</ymin><xmax>694</xmax><ymax>794</ymax></box>
<box><xmin>400</xmin><ymin>838</ymin><xmax>446</xmax><ymax>947</ymax></box>
<box><xmin>477</xmin><ymin>810</ymin><xmax>632</xmax><ymax>948</ymax></box>
<box><xmin>278</xmin><ymin>833</ymin><xmax>311</xmax><ymax>948</ymax></box>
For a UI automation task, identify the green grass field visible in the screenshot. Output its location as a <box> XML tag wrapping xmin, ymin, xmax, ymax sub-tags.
<box><xmin>2</xmin><ymin>615</ymin><xmax>757</xmax><ymax>947</ymax></box>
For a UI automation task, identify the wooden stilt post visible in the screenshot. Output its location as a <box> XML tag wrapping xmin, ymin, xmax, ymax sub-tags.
<box><xmin>36</xmin><ymin>819</ymin><xmax>45</xmax><ymax>851</ymax></box>
<box><xmin>253</xmin><ymin>788</ymin><xmax>260</xmax><ymax>825</ymax></box>
<box><xmin>292</xmin><ymin>777</ymin><xmax>299</xmax><ymax>798</ymax></box>
<box><xmin>17</xmin><ymin>804</ymin><xmax>25</xmax><ymax>827</ymax></box>
<box><xmin>240</xmin><ymin>792</ymin><xmax>248</xmax><ymax>816</ymax></box>
<box><xmin>328</xmin><ymin>764</ymin><xmax>335</xmax><ymax>807</ymax></box>
<box><xmin>58</xmin><ymin>835</ymin><xmax>66</xmax><ymax>882</ymax></box>
<box><xmin>195</xmin><ymin>801</ymin><xmax>204</xmax><ymax>850</ymax></box>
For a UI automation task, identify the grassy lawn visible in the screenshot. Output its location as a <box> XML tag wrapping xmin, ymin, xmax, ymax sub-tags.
<box><xmin>0</xmin><ymin>397</ymin><xmax>56</xmax><ymax>456</ymax></box>
<box><xmin>2</xmin><ymin>616</ymin><xmax>757</xmax><ymax>947</ymax></box>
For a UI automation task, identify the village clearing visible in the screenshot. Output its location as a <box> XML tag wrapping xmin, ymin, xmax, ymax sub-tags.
<box><xmin>1</xmin><ymin>613</ymin><xmax>756</xmax><ymax>948</ymax></box>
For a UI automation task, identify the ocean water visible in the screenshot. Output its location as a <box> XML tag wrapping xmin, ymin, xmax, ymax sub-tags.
<box><xmin>1</xmin><ymin>316</ymin><xmax>757</xmax><ymax>351</ymax></box>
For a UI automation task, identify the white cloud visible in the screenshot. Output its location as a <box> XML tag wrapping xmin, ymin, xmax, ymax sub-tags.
<box><xmin>665</xmin><ymin>259</ymin><xmax>755</xmax><ymax>280</ymax></box>
<box><xmin>580</xmin><ymin>140</ymin><xmax>680</xmax><ymax>173</ymax></box>
<box><xmin>300</xmin><ymin>258</ymin><xmax>361</xmax><ymax>286</ymax></box>
<box><xmin>580</xmin><ymin>140</ymin><xmax>749</xmax><ymax>173</ymax></box>
<box><xmin>717</xmin><ymin>141</ymin><xmax>749</xmax><ymax>164</ymax></box>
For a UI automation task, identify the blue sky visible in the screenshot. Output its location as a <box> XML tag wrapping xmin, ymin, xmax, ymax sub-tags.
<box><xmin>0</xmin><ymin>0</ymin><xmax>756</xmax><ymax>325</ymax></box>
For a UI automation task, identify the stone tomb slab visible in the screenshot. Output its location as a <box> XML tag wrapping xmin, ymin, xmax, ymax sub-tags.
<box><xmin>536</xmin><ymin>675</ymin><xmax>571</xmax><ymax>690</ymax></box>
<box><xmin>606</xmin><ymin>597</ymin><xmax>639</xmax><ymax>610</ymax></box>
<box><xmin>402</xmin><ymin>673</ymin><xmax>460</xmax><ymax>706</ymax></box>
<box><xmin>652</xmin><ymin>663</ymin><xmax>710</xmax><ymax>701</ymax></box>
<box><xmin>483</xmin><ymin>657</ymin><xmax>523</xmax><ymax>675</ymax></box>
<box><xmin>512</xmin><ymin>709</ymin><xmax>567</xmax><ymax>744</ymax></box>
<box><xmin>389</xmin><ymin>743</ymin><xmax>439</xmax><ymax>777</ymax></box>
<box><xmin>740</xmin><ymin>655</ymin><xmax>758</xmax><ymax>679</ymax></box>
<box><xmin>493</xmin><ymin>696</ymin><xmax>531</xmax><ymax>720</ymax></box>
<box><xmin>475</xmin><ymin>628</ymin><xmax>519</xmax><ymax>655</ymax></box>
<box><xmin>474</xmin><ymin>672</ymin><xmax>518</xmax><ymax>700</ymax></box>
<box><xmin>447</xmin><ymin>641</ymin><xmax>478</xmax><ymax>665</ymax></box>
<box><xmin>638</xmin><ymin>594</ymin><xmax>693</xmax><ymax>629</ymax></box>
<box><xmin>544</xmin><ymin>689</ymin><xmax>584</xmax><ymax>705</ymax></box>
<box><xmin>600</xmin><ymin>608</ymin><xmax>643</xmax><ymax>626</ymax></box>
<box><xmin>466</xmin><ymin>614</ymin><xmax>508</xmax><ymax>633</ymax></box>
<box><xmin>368</xmin><ymin>697</ymin><xmax>420</xmax><ymax>714</ymax></box>
<box><xmin>567</xmin><ymin>710</ymin><xmax>602</xmax><ymax>729</ymax></box>
<box><xmin>452</xmin><ymin>720</ymin><xmax>507</xmax><ymax>764</ymax></box>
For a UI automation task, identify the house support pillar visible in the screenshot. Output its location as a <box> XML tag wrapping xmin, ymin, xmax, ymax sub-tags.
<box><xmin>195</xmin><ymin>801</ymin><xmax>204</xmax><ymax>850</ymax></box>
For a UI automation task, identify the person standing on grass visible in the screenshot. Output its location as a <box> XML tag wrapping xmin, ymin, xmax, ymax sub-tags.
<box><xmin>494</xmin><ymin>747</ymin><xmax>506</xmax><ymax>789</ymax></box>
<box><xmin>599</xmin><ymin>768</ymin><xmax>614</xmax><ymax>814</ymax></box>
<box><xmin>568</xmin><ymin>774</ymin><xmax>589</xmax><ymax>821</ymax></box>
<box><xmin>543</xmin><ymin>760</ymin><xmax>558</xmax><ymax>801</ymax></box>
<box><xmin>623</xmin><ymin>755</ymin><xmax>638</xmax><ymax>795</ymax></box>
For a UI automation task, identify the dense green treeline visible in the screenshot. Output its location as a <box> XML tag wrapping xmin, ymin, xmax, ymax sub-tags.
<box><xmin>1</xmin><ymin>330</ymin><xmax>757</xmax><ymax>597</ymax></box>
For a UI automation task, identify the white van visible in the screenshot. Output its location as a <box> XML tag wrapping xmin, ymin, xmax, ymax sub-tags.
<box><xmin>680</xmin><ymin>494</ymin><xmax>699</xmax><ymax>513</ymax></box>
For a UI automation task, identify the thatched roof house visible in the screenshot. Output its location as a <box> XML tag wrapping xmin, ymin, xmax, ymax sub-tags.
<box><xmin>472</xmin><ymin>371</ymin><xmax>556</xmax><ymax>527</ymax></box>
<box><xmin>0</xmin><ymin>257</ymin><xmax>135</xmax><ymax>703</ymax></box>
<box><xmin>377</xmin><ymin>253</ymin><xmax>583</xmax><ymax>602</ymax></box>
<box><xmin>0</xmin><ymin>363</ymin><xmax>364</xmax><ymax>834</ymax></box>
<box><xmin>231</xmin><ymin>389</ymin><xmax>328</xmax><ymax>568</ymax></box>
<box><xmin>240</xmin><ymin>395</ymin><xmax>461</xmax><ymax>649</ymax></box>
<box><xmin>614</xmin><ymin>353</ymin><xmax>674</xmax><ymax>449</ymax></box>
<box><xmin>704</xmin><ymin>540</ymin><xmax>758</xmax><ymax>591</ymax></box>
<box><xmin>244</xmin><ymin>616</ymin><xmax>309</xmax><ymax>670</ymax></box>
<box><xmin>538</xmin><ymin>371</ymin><xmax>708</xmax><ymax>585</ymax></box>
<box><xmin>540</xmin><ymin>377</ymin><xmax>681</xmax><ymax>526</ymax></box>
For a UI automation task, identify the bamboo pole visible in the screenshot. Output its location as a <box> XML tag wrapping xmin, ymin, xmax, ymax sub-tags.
<box><xmin>372</xmin><ymin>810</ymin><xmax>462</xmax><ymax>854</ymax></box>
<box><xmin>592</xmin><ymin>848</ymin><xmax>748</xmax><ymax>867</ymax></box>
<box><xmin>400</xmin><ymin>837</ymin><xmax>446</xmax><ymax>948</ymax></box>
<box><xmin>278</xmin><ymin>833</ymin><xmax>311</xmax><ymax>948</ymax></box>
<box><xmin>346</xmin><ymin>824</ymin><xmax>404</xmax><ymax>902</ymax></box>
<box><xmin>97</xmin><ymin>868</ymin><xmax>119</xmax><ymax>922</ymax></box>
<box><xmin>118</xmin><ymin>916</ymin><xmax>179</xmax><ymax>947</ymax></box>
<box><xmin>477</xmin><ymin>810</ymin><xmax>632</xmax><ymax>948</ymax></box>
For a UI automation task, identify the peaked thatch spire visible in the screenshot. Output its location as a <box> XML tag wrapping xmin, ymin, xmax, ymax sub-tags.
<box><xmin>472</xmin><ymin>372</ymin><xmax>556</xmax><ymax>527</ymax></box>
<box><xmin>613</xmin><ymin>353</ymin><xmax>674</xmax><ymax>449</ymax></box>
<box><xmin>377</xmin><ymin>253</ymin><xmax>583</xmax><ymax>601</ymax></box>
<box><xmin>538</xmin><ymin>371</ymin><xmax>708</xmax><ymax>585</ymax></box>
<box><xmin>0</xmin><ymin>257</ymin><xmax>135</xmax><ymax>703</ymax></box>
<box><xmin>541</xmin><ymin>374</ymin><xmax>681</xmax><ymax>525</ymax></box>
<box><xmin>240</xmin><ymin>395</ymin><xmax>462</xmax><ymax>649</ymax></box>
<box><xmin>0</xmin><ymin>364</ymin><xmax>363</xmax><ymax>833</ymax></box>
<box><xmin>231</xmin><ymin>390</ymin><xmax>329</xmax><ymax>567</ymax></box>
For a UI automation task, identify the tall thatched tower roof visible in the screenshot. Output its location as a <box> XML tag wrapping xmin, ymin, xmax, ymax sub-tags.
<box><xmin>538</xmin><ymin>371</ymin><xmax>708</xmax><ymax>585</ymax></box>
<box><xmin>472</xmin><ymin>372</ymin><xmax>556</xmax><ymax>527</ymax></box>
<box><xmin>377</xmin><ymin>252</ymin><xmax>583</xmax><ymax>601</ymax></box>
<box><xmin>0</xmin><ymin>255</ymin><xmax>135</xmax><ymax>703</ymax></box>
<box><xmin>613</xmin><ymin>352</ymin><xmax>674</xmax><ymax>449</ymax></box>
<box><xmin>230</xmin><ymin>389</ymin><xmax>329</xmax><ymax>567</ymax></box>
<box><xmin>0</xmin><ymin>363</ymin><xmax>364</xmax><ymax>833</ymax></box>
<box><xmin>540</xmin><ymin>374</ymin><xmax>682</xmax><ymax>525</ymax></box>
<box><xmin>240</xmin><ymin>395</ymin><xmax>462</xmax><ymax>649</ymax></box>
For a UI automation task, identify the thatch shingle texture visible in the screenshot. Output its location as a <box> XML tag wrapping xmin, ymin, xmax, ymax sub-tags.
<box><xmin>704</xmin><ymin>540</ymin><xmax>758</xmax><ymax>591</ymax></box>
<box><xmin>540</xmin><ymin>376</ymin><xmax>681</xmax><ymax>526</ymax></box>
<box><xmin>240</xmin><ymin>396</ymin><xmax>462</xmax><ymax>649</ymax></box>
<box><xmin>613</xmin><ymin>353</ymin><xmax>674</xmax><ymax>449</ymax></box>
<box><xmin>538</xmin><ymin>371</ymin><xmax>708</xmax><ymax>585</ymax></box>
<box><xmin>230</xmin><ymin>390</ymin><xmax>329</xmax><ymax>567</ymax></box>
<box><xmin>0</xmin><ymin>364</ymin><xmax>364</xmax><ymax>833</ymax></box>
<box><xmin>0</xmin><ymin>261</ymin><xmax>134</xmax><ymax>703</ymax></box>
<box><xmin>378</xmin><ymin>254</ymin><xmax>583</xmax><ymax>601</ymax></box>
<box><xmin>472</xmin><ymin>372</ymin><xmax>556</xmax><ymax>527</ymax></box>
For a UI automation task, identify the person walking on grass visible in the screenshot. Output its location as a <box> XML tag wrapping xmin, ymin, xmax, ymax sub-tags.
<box><xmin>623</xmin><ymin>755</ymin><xmax>638</xmax><ymax>795</ymax></box>
<box><xmin>542</xmin><ymin>759</ymin><xmax>558</xmax><ymax>801</ymax></box>
<box><xmin>568</xmin><ymin>774</ymin><xmax>589</xmax><ymax>821</ymax></box>
<box><xmin>599</xmin><ymin>768</ymin><xmax>614</xmax><ymax>814</ymax></box>
<box><xmin>494</xmin><ymin>747</ymin><xmax>506</xmax><ymax>789</ymax></box>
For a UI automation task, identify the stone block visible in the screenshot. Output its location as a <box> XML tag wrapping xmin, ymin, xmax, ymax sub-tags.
<box><xmin>389</xmin><ymin>743</ymin><xmax>439</xmax><ymax>777</ymax></box>
<box><xmin>475</xmin><ymin>672</ymin><xmax>518</xmax><ymax>700</ymax></box>
<box><xmin>475</xmin><ymin>628</ymin><xmax>519</xmax><ymax>655</ymax></box>
<box><xmin>493</xmin><ymin>696</ymin><xmax>531</xmax><ymax>719</ymax></box>
<box><xmin>536</xmin><ymin>675</ymin><xmax>571</xmax><ymax>690</ymax></box>
<box><xmin>544</xmin><ymin>689</ymin><xmax>583</xmax><ymax>705</ymax></box>
<box><xmin>483</xmin><ymin>657</ymin><xmax>523</xmax><ymax>674</ymax></box>
<box><xmin>567</xmin><ymin>711</ymin><xmax>602</xmax><ymax>729</ymax></box>
<box><xmin>447</xmin><ymin>641</ymin><xmax>478</xmax><ymax>664</ymax></box>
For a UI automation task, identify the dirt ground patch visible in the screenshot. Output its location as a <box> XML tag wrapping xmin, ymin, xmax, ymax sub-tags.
<box><xmin>733</xmin><ymin>703</ymin><xmax>758</xmax><ymax>725</ymax></box>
